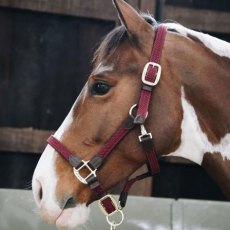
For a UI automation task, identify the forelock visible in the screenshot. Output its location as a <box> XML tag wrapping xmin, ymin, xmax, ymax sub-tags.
<box><xmin>93</xmin><ymin>14</ymin><xmax>157</xmax><ymax>65</ymax></box>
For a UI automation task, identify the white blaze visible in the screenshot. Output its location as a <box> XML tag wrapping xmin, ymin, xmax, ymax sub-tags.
<box><xmin>93</xmin><ymin>62</ymin><xmax>114</xmax><ymax>75</ymax></box>
<box><xmin>32</xmin><ymin>89</ymin><xmax>90</xmax><ymax>229</ymax></box>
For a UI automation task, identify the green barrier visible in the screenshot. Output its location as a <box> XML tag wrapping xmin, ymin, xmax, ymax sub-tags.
<box><xmin>0</xmin><ymin>189</ymin><xmax>172</xmax><ymax>230</ymax></box>
<box><xmin>0</xmin><ymin>189</ymin><xmax>230</xmax><ymax>229</ymax></box>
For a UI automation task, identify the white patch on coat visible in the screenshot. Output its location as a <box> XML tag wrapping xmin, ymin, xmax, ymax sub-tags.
<box><xmin>166</xmin><ymin>23</ymin><xmax>230</xmax><ymax>58</ymax></box>
<box><xmin>32</xmin><ymin>99</ymin><xmax>75</xmax><ymax>207</ymax></box>
<box><xmin>32</xmin><ymin>87</ymin><xmax>90</xmax><ymax>228</ymax></box>
<box><xmin>93</xmin><ymin>62</ymin><xmax>114</xmax><ymax>75</ymax></box>
<box><xmin>168</xmin><ymin>87</ymin><xmax>230</xmax><ymax>165</ymax></box>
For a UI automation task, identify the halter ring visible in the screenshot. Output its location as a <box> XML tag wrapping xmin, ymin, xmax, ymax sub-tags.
<box><xmin>106</xmin><ymin>209</ymin><xmax>124</xmax><ymax>227</ymax></box>
<box><xmin>98</xmin><ymin>195</ymin><xmax>124</xmax><ymax>227</ymax></box>
<box><xmin>129</xmin><ymin>104</ymin><xmax>138</xmax><ymax>118</ymax></box>
<box><xmin>129</xmin><ymin>104</ymin><xmax>148</xmax><ymax>119</ymax></box>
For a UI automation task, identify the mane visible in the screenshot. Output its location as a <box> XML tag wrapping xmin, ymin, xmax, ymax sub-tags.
<box><xmin>165</xmin><ymin>23</ymin><xmax>230</xmax><ymax>58</ymax></box>
<box><xmin>93</xmin><ymin>15</ymin><xmax>230</xmax><ymax>65</ymax></box>
<box><xmin>93</xmin><ymin>14</ymin><xmax>157</xmax><ymax>64</ymax></box>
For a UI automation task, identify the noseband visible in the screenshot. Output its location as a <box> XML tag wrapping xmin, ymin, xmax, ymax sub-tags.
<box><xmin>47</xmin><ymin>25</ymin><xmax>167</xmax><ymax>229</ymax></box>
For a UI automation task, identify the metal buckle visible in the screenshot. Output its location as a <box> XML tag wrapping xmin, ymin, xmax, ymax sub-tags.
<box><xmin>142</xmin><ymin>62</ymin><xmax>161</xmax><ymax>86</ymax></box>
<box><xmin>138</xmin><ymin>124</ymin><xmax>152</xmax><ymax>142</ymax></box>
<box><xmin>73</xmin><ymin>160</ymin><xmax>97</xmax><ymax>184</ymax></box>
<box><xmin>98</xmin><ymin>195</ymin><xmax>124</xmax><ymax>228</ymax></box>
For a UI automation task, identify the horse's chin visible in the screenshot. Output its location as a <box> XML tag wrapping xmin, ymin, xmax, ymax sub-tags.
<box><xmin>55</xmin><ymin>204</ymin><xmax>90</xmax><ymax>230</ymax></box>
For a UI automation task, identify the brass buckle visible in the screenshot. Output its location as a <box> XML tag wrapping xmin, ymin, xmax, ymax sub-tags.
<box><xmin>142</xmin><ymin>62</ymin><xmax>161</xmax><ymax>86</ymax></box>
<box><xmin>98</xmin><ymin>195</ymin><xmax>124</xmax><ymax>227</ymax></box>
<box><xmin>73</xmin><ymin>160</ymin><xmax>97</xmax><ymax>184</ymax></box>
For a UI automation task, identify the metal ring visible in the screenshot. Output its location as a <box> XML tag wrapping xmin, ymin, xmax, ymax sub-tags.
<box><xmin>129</xmin><ymin>104</ymin><xmax>138</xmax><ymax>118</ymax></box>
<box><xmin>106</xmin><ymin>209</ymin><xmax>124</xmax><ymax>227</ymax></box>
<box><xmin>129</xmin><ymin>104</ymin><xmax>148</xmax><ymax>119</ymax></box>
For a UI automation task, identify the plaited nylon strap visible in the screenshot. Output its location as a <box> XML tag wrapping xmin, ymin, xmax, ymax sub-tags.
<box><xmin>47</xmin><ymin>24</ymin><xmax>167</xmax><ymax>215</ymax></box>
<box><xmin>47</xmin><ymin>114</ymin><xmax>134</xmax><ymax>200</ymax></box>
<box><xmin>97</xmin><ymin>117</ymin><xmax>133</xmax><ymax>159</ymax></box>
<box><xmin>47</xmin><ymin>135</ymin><xmax>77</xmax><ymax>163</ymax></box>
<box><xmin>134</xmin><ymin>25</ymin><xmax>167</xmax><ymax>124</ymax></box>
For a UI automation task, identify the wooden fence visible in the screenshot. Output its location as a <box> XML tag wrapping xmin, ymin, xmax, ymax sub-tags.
<box><xmin>0</xmin><ymin>0</ymin><xmax>228</xmax><ymax>197</ymax></box>
<box><xmin>0</xmin><ymin>0</ymin><xmax>229</xmax><ymax>33</ymax></box>
<box><xmin>0</xmin><ymin>0</ymin><xmax>229</xmax><ymax>152</ymax></box>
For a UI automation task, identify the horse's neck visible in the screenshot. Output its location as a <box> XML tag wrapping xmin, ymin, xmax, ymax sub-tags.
<box><xmin>167</xmin><ymin>34</ymin><xmax>230</xmax><ymax>199</ymax></box>
<box><xmin>165</xmin><ymin>33</ymin><xmax>230</xmax><ymax>166</ymax></box>
<box><xmin>183</xmin><ymin>51</ymin><xmax>230</xmax><ymax>142</ymax></box>
<box><xmin>202</xmin><ymin>152</ymin><xmax>230</xmax><ymax>199</ymax></box>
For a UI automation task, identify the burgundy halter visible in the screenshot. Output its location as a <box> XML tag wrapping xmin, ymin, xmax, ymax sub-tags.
<box><xmin>47</xmin><ymin>24</ymin><xmax>167</xmax><ymax>228</ymax></box>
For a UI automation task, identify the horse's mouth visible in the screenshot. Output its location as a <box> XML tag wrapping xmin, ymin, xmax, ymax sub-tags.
<box><xmin>55</xmin><ymin>204</ymin><xmax>90</xmax><ymax>229</ymax></box>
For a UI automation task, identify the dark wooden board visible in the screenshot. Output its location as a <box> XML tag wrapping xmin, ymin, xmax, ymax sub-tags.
<box><xmin>0</xmin><ymin>8</ymin><xmax>115</xmax><ymax>130</ymax></box>
<box><xmin>0</xmin><ymin>0</ymin><xmax>142</xmax><ymax>21</ymax></box>
<box><xmin>0</xmin><ymin>0</ymin><xmax>117</xmax><ymax>21</ymax></box>
<box><xmin>0</xmin><ymin>127</ymin><xmax>52</xmax><ymax>153</ymax></box>
<box><xmin>165</xmin><ymin>0</ymin><xmax>230</xmax><ymax>12</ymax></box>
<box><xmin>163</xmin><ymin>5</ymin><xmax>230</xmax><ymax>33</ymax></box>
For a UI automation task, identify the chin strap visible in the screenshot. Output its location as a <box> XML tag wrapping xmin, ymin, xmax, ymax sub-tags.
<box><xmin>47</xmin><ymin>24</ymin><xmax>167</xmax><ymax>229</ymax></box>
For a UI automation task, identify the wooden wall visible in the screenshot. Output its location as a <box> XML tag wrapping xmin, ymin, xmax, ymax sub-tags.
<box><xmin>0</xmin><ymin>6</ymin><xmax>115</xmax><ymax>188</ymax></box>
<box><xmin>0</xmin><ymin>0</ymin><xmax>229</xmax><ymax>199</ymax></box>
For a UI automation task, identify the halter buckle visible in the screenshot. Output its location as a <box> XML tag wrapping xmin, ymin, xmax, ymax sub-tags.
<box><xmin>142</xmin><ymin>62</ymin><xmax>161</xmax><ymax>86</ymax></box>
<box><xmin>73</xmin><ymin>160</ymin><xmax>97</xmax><ymax>184</ymax></box>
<box><xmin>98</xmin><ymin>195</ymin><xmax>124</xmax><ymax>227</ymax></box>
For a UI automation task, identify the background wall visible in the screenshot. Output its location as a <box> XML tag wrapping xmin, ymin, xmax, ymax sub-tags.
<box><xmin>0</xmin><ymin>0</ymin><xmax>229</xmax><ymax>200</ymax></box>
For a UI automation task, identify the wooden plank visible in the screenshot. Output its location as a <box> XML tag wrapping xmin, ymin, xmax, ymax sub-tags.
<box><xmin>0</xmin><ymin>127</ymin><xmax>152</xmax><ymax>197</ymax></box>
<box><xmin>0</xmin><ymin>127</ymin><xmax>194</xmax><ymax>167</ymax></box>
<box><xmin>0</xmin><ymin>0</ymin><xmax>116</xmax><ymax>21</ymax></box>
<box><xmin>0</xmin><ymin>0</ymin><xmax>229</xmax><ymax>34</ymax></box>
<box><xmin>0</xmin><ymin>10</ymin><xmax>12</xmax><ymax>123</ymax></box>
<box><xmin>0</xmin><ymin>0</ymin><xmax>141</xmax><ymax>21</ymax></box>
<box><xmin>163</xmin><ymin>5</ymin><xmax>230</xmax><ymax>33</ymax></box>
<box><xmin>126</xmin><ymin>0</ymin><xmax>139</xmax><ymax>9</ymax></box>
<box><xmin>139</xmin><ymin>0</ymin><xmax>156</xmax><ymax>15</ymax></box>
<box><xmin>0</xmin><ymin>127</ymin><xmax>52</xmax><ymax>153</ymax></box>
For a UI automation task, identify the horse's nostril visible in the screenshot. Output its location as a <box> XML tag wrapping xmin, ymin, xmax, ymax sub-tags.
<box><xmin>63</xmin><ymin>196</ymin><xmax>76</xmax><ymax>209</ymax></box>
<box><xmin>39</xmin><ymin>186</ymin><xmax>43</xmax><ymax>201</ymax></box>
<box><xmin>34</xmin><ymin>179</ymin><xmax>43</xmax><ymax>206</ymax></box>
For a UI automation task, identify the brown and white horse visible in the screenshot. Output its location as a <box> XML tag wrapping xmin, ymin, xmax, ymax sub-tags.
<box><xmin>32</xmin><ymin>0</ymin><xmax>230</xmax><ymax>229</ymax></box>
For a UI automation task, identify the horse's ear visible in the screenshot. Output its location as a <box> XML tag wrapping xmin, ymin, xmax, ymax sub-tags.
<box><xmin>112</xmin><ymin>0</ymin><xmax>154</xmax><ymax>55</ymax></box>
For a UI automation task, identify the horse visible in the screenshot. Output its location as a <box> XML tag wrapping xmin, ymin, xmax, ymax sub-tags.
<box><xmin>32</xmin><ymin>0</ymin><xmax>230</xmax><ymax>229</ymax></box>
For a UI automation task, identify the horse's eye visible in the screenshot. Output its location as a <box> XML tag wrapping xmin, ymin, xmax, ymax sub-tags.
<box><xmin>91</xmin><ymin>82</ymin><xmax>111</xmax><ymax>95</ymax></box>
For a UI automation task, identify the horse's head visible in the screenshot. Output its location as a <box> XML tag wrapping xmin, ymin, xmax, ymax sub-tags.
<box><xmin>32</xmin><ymin>0</ymin><xmax>183</xmax><ymax>229</ymax></box>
